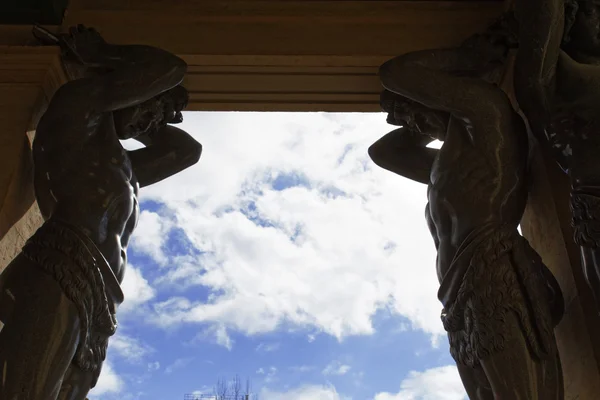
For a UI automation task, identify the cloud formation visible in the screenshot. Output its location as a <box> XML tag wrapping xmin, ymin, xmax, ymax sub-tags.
<box><xmin>165</xmin><ymin>357</ymin><xmax>194</xmax><ymax>374</ymax></box>
<box><xmin>88</xmin><ymin>361</ymin><xmax>123</xmax><ymax>397</ymax></box>
<box><xmin>119</xmin><ymin>264</ymin><xmax>156</xmax><ymax>314</ymax></box>
<box><xmin>130</xmin><ymin>210</ymin><xmax>172</xmax><ymax>265</ymax></box>
<box><xmin>256</xmin><ymin>342</ymin><xmax>281</xmax><ymax>353</ymax></box>
<box><xmin>374</xmin><ymin>365</ymin><xmax>466</xmax><ymax>400</ymax></box>
<box><xmin>129</xmin><ymin>112</ymin><xmax>443</xmax><ymax>346</ymax></box>
<box><xmin>323</xmin><ymin>361</ymin><xmax>352</xmax><ymax>376</ymax></box>
<box><xmin>110</xmin><ymin>333</ymin><xmax>154</xmax><ymax>364</ymax></box>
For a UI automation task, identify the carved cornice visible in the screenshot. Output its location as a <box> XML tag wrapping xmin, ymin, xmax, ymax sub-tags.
<box><xmin>0</xmin><ymin>24</ymin><xmax>60</xmax><ymax>46</ymax></box>
<box><xmin>60</xmin><ymin>0</ymin><xmax>506</xmax><ymax>111</ymax></box>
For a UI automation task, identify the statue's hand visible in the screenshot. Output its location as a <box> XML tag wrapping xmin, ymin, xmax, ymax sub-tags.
<box><xmin>59</xmin><ymin>25</ymin><xmax>108</xmax><ymax>67</ymax></box>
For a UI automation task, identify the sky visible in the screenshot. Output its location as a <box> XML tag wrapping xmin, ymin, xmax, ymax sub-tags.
<box><xmin>87</xmin><ymin>112</ymin><xmax>467</xmax><ymax>400</ymax></box>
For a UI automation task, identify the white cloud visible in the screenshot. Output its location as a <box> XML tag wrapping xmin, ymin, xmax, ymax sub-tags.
<box><xmin>323</xmin><ymin>361</ymin><xmax>351</xmax><ymax>376</ymax></box>
<box><xmin>190</xmin><ymin>324</ymin><xmax>234</xmax><ymax>350</ymax></box>
<box><xmin>257</xmin><ymin>366</ymin><xmax>278</xmax><ymax>383</ymax></box>
<box><xmin>256</xmin><ymin>342</ymin><xmax>281</xmax><ymax>353</ymax></box>
<box><xmin>290</xmin><ymin>365</ymin><xmax>315</xmax><ymax>373</ymax></box>
<box><xmin>353</xmin><ymin>370</ymin><xmax>366</xmax><ymax>387</ymax></box>
<box><xmin>119</xmin><ymin>264</ymin><xmax>156</xmax><ymax>314</ymax></box>
<box><xmin>214</xmin><ymin>325</ymin><xmax>233</xmax><ymax>349</ymax></box>
<box><xmin>265</xmin><ymin>367</ymin><xmax>278</xmax><ymax>383</ymax></box>
<box><xmin>148</xmin><ymin>361</ymin><xmax>160</xmax><ymax>371</ymax></box>
<box><xmin>109</xmin><ymin>333</ymin><xmax>153</xmax><ymax>363</ymax></box>
<box><xmin>139</xmin><ymin>112</ymin><xmax>444</xmax><ymax>344</ymax></box>
<box><xmin>374</xmin><ymin>365</ymin><xmax>467</xmax><ymax>400</ymax></box>
<box><xmin>130</xmin><ymin>210</ymin><xmax>172</xmax><ymax>264</ymax></box>
<box><xmin>165</xmin><ymin>357</ymin><xmax>194</xmax><ymax>374</ymax></box>
<box><xmin>88</xmin><ymin>361</ymin><xmax>123</xmax><ymax>396</ymax></box>
<box><xmin>261</xmin><ymin>384</ymin><xmax>342</xmax><ymax>400</ymax></box>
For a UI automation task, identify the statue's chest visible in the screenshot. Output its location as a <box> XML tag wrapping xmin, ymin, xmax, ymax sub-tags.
<box><xmin>429</xmin><ymin>120</ymin><xmax>474</xmax><ymax>187</ymax></box>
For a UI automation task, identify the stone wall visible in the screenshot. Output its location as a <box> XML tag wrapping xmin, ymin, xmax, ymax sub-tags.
<box><xmin>0</xmin><ymin>202</ymin><xmax>43</xmax><ymax>272</ymax></box>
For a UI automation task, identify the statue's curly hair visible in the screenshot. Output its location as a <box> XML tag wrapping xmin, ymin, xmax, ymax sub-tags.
<box><xmin>380</xmin><ymin>89</ymin><xmax>397</xmax><ymax>114</ymax></box>
<box><xmin>157</xmin><ymin>84</ymin><xmax>189</xmax><ymax>124</ymax></box>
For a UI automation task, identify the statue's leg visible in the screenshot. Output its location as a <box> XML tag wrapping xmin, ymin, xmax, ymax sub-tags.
<box><xmin>444</xmin><ymin>234</ymin><xmax>564</xmax><ymax>399</ymax></box>
<box><xmin>455</xmin><ymin>362</ymin><xmax>494</xmax><ymax>400</ymax></box>
<box><xmin>0</xmin><ymin>254</ymin><xmax>81</xmax><ymax>399</ymax></box>
<box><xmin>479</xmin><ymin>311</ymin><xmax>563</xmax><ymax>399</ymax></box>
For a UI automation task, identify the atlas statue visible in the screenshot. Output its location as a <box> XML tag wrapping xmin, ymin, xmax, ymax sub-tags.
<box><xmin>0</xmin><ymin>25</ymin><xmax>202</xmax><ymax>399</ymax></box>
<box><xmin>514</xmin><ymin>0</ymin><xmax>600</xmax><ymax>315</ymax></box>
<box><xmin>369</xmin><ymin>19</ymin><xmax>565</xmax><ymax>399</ymax></box>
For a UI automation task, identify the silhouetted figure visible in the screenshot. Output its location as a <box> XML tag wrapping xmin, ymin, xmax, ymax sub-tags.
<box><xmin>0</xmin><ymin>25</ymin><xmax>201</xmax><ymax>399</ymax></box>
<box><xmin>370</xmin><ymin>28</ymin><xmax>563</xmax><ymax>398</ymax></box>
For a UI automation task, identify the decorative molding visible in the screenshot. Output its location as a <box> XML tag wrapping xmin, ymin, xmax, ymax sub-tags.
<box><xmin>0</xmin><ymin>25</ymin><xmax>60</xmax><ymax>46</ymax></box>
<box><xmin>61</xmin><ymin>0</ymin><xmax>505</xmax><ymax>111</ymax></box>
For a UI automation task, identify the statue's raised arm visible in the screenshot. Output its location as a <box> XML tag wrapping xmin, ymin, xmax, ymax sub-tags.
<box><xmin>379</xmin><ymin>46</ymin><xmax>510</xmax><ymax>120</ymax></box>
<box><xmin>46</xmin><ymin>25</ymin><xmax>186</xmax><ymax>115</ymax></box>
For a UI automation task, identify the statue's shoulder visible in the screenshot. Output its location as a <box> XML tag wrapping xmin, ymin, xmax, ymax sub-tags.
<box><xmin>36</xmin><ymin>89</ymin><xmax>109</xmax><ymax>148</ymax></box>
<box><xmin>41</xmin><ymin>80</ymin><xmax>108</xmax><ymax>128</ymax></box>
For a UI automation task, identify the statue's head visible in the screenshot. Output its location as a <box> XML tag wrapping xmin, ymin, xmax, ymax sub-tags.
<box><xmin>381</xmin><ymin>90</ymin><xmax>449</xmax><ymax>140</ymax></box>
<box><xmin>565</xmin><ymin>0</ymin><xmax>600</xmax><ymax>55</ymax></box>
<box><xmin>113</xmin><ymin>85</ymin><xmax>189</xmax><ymax>140</ymax></box>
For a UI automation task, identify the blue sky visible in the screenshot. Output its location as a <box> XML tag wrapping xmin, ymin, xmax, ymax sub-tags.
<box><xmin>88</xmin><ymin>112</ymin><xmax>466</xmax><ymax>400</ymax></box>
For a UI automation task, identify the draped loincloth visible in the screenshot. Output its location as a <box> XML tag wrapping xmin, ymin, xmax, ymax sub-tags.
<box><xmin>571</xmin><ymin>191</ymin><xmax>600</xmax><ymax>248</ymax></box>
<box><xmin>21</xmin><ymin>218</ymin><xmax>124</xmax><ymax>387</ymax></box>
<box><xmin>438</xmin><ymin>224</ymin><xmax>563</xmax><ymax>368</ymax></box>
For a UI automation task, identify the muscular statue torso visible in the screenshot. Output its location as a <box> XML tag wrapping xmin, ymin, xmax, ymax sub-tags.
<box><xmin>34</xmin><ymin>109</ymin><xmax>139</xmax><ymax>282</ymax></box>
<box><xmin>26</xmin><ymin>27</ymin><xmax>202</xmax><ymax>284</ymax></box>
<box><xmin>370</xmin><ymin>46</ymin><xmax>528</xmax><ymax>283</ymax></box>
<box><xmin>425</xmin><ymin>113</ymin><xmax>528</xmax><ymax>281</ymax></box>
